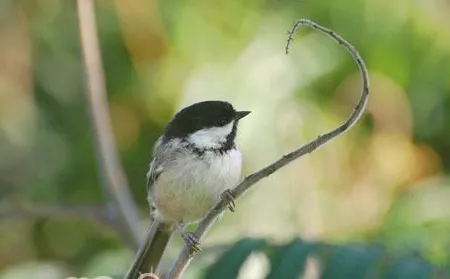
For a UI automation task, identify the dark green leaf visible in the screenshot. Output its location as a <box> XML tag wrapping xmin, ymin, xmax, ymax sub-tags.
<box><xmin>320</xmin><ymin>244</ymin><xmax>384</xmax><ymax>279</ymax></box>
<box><xmin>203</xmin><ymin>238</ymin><xmax>266</xmax><ymax>279</ymax></box>
<box><xmin>383</xmin><ymin>255</ymin><xmax>433</xmax><ymax>279</ymax></box>
<box><xmin>265</xmin><ymin>238</ymin><xmax>316</xmax><ymax>279</ymax></box>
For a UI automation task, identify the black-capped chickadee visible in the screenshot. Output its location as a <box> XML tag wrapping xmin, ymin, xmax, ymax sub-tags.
<box><xmin>127</xmin><ymin>100</ymin><xmax>250</xmax><ymax>276</ymax></box>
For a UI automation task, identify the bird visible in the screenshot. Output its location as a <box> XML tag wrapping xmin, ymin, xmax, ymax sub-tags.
<box><xmin>125</xmin><ymin>100</ymin><xmax>250</xmax><ymax>278</ymax></box>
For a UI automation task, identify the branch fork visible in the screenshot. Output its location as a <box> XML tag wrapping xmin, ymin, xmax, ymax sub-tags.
<box><xmin>76</xmin><ymin>2</ymin><xmax>369</xmax><ymax>277</ymax></box>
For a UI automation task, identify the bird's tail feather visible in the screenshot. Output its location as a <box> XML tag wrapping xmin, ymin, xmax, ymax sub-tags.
<box><xmin>124</xmin><ymin>220</ymin><xmax>172</xmax><ymax>279</ymax></box>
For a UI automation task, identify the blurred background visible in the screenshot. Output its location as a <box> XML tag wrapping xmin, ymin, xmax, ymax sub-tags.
<box><xmin>1</xmin><ymin>0</ymin><xmax>450</xmax><ymax>278</ymax></box>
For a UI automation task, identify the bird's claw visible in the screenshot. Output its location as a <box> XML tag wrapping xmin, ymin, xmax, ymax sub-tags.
<box><xmin>221</xmin><ymin>189</ymin><xmax>236</xmax><ymax>212</ymax></box>
<box><xmin>176</xmin><ymin>222</ymin><xmax>201</xmax><ymax>253</ymax></box>
<box><xmin>181</xmin><ymin>231</ymin><xmax>201</xmax><ymax>253</ymax></box>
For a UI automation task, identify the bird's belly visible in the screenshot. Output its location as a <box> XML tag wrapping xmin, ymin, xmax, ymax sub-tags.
<box><xmin>152</xmin><ymin>149</ymin><xmax>242</xmax><ymax>223</ymax></box>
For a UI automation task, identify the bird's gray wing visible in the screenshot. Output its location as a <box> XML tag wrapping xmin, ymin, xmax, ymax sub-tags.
<box><xmin>146</xmin><ymin>137</ymin><xmax>164</xmax><ymax>194</ymax></box>
<box><xmin>146</xmin><ymin>159</ymin><xmax>162</xmax><ymax>193</ymax></box>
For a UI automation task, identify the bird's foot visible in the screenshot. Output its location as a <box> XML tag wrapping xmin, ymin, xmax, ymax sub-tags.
<box><xmin>182</xmin><ymin>231</ymin><xmax>202</xmax><ymax>253</ymax></box>
<box><xmin>220</xmin><ymin>189</ymin><xmax>236</xmax><ymax>212</ymax></box>
<box><xmin>176</xmin><ymin>222</ymin><xmax>201</xmax><ymax>253</ymax></box>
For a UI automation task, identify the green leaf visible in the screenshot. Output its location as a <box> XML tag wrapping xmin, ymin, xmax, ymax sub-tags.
<box><xmin>203</xmin><ymin>238</ymin><xmax>267</xmax><ymax>279</ymax></box>
<box><xmin>383</xmin><ymin>255</ymin><xmax>433</xmax><ymax>279</ymax></box>
<box><xmin>265</xmin><ymin>238</ymin><xmax>316</xmax><ymax>279</ymax></box>
<box><xmin>319</xmin><ymin>244</ymin><xmax>384</xmax><ymax>279</ymax></box>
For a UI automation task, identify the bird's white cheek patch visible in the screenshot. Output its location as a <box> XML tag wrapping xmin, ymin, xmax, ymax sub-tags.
<box><xmin>187</xmin><ymin>122</ymin><xmax>234</xmax><ymax>149</ymax></box>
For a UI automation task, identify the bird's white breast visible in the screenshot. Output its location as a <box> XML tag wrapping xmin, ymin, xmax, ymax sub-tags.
<box><xmin>152</xmin><ymin>147</ymin><xmax>242</xmax><ymax>223</ymax></box>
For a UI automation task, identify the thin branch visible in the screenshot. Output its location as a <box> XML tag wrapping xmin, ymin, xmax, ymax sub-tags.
<box><xmin>166</xmin><ymin>19</ymin><xmax>369</xmax><ymax>279</ymax></box>
<box><xmin>76</xmin><ymin>0</ymin><xmax>142</xmax><ymax>249</ymax></box>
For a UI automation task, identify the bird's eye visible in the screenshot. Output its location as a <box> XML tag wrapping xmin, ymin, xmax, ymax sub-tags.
<box><xmin>218</xmin><ymin>118</ymin><xmax>228</xmax><ymax>126</ymax></box>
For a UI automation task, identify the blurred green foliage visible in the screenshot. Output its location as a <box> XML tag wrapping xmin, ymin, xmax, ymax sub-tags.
<box><xmin>203</xmin><ymin>238</ymin><xmax>445</xmax><ymax>279</ymax></box>
<box><xmin>0</xmin><ymin>0</ymin><xmax>450</xmax><ymax>278</ymax></box>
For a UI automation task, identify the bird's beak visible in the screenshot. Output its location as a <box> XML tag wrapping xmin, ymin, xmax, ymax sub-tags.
<box><xmin>235</xmin><ymin>110</ymin><xmax>251</xmax><ymax>120</ymax></box>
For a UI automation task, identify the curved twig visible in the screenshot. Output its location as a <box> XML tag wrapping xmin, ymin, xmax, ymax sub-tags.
<box><xmin>165</xmin><ymin>19</ymin><xmax>369</xmax><ymax>279</ymax></box>
<box><xmin>77</xmin><ymin>0</ymin><xmax>142</xmax><ymax>249</ymax></box>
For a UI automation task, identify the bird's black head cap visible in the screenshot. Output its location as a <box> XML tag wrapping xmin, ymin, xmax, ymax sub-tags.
<box><xmin>163</xmin><ymin>101</ymin><xmax>248</xmax><ymax>143</ymax></box>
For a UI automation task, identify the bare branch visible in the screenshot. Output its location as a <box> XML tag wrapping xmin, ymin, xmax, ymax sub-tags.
<box><xmin>76</xmin><ymin>0</ymin><xmax>142</xmax><ymax>249</ymax></box>
<box><xmin>166</xmin><ymin>19</ymin><xmax>369</xmax><ymax>279</ymax></box>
